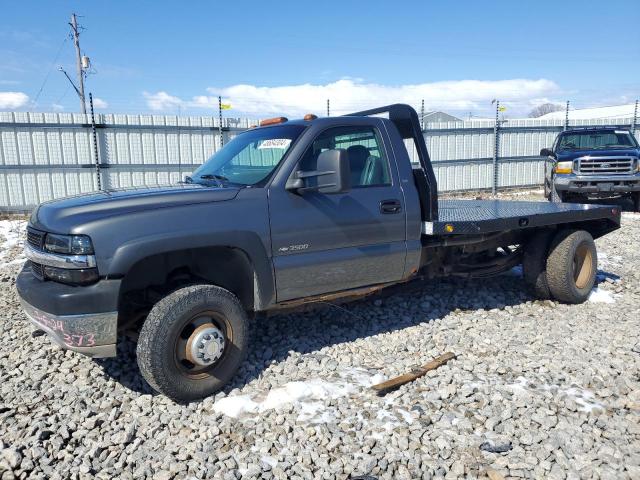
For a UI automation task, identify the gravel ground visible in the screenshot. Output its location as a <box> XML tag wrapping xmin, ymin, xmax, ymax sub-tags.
<box><xmin>1</xmin><ymin>193</ymin><xmax>639</xmax><ymax>479</ymax></box>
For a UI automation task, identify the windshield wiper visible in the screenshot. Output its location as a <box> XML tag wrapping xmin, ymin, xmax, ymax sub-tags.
<box><xmin>197</xmin><ymin>173</ymin><xmax>229</xmax><ymax>187</ymax></box>
<box><xmin>200</xmin><ymin>174</ymin><xmax>229</xmax><ymax>181</ymax></box>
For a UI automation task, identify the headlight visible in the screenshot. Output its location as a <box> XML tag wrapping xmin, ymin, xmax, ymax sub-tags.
<box><xmin>554</xmin><ymin>161</ymin><xmax>573</xmax><ymax>174</ymax></box>
<box><xmin>44</xmin><ymin>234</ymin><xmax>94</xmax><ymax>255</ymax></box>
<box><xmin>43</xmin><ymin>266</ymin><xmax>99</xmax><ymax>285</ymax></box>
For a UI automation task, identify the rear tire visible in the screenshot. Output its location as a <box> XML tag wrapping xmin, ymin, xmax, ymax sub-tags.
<box><xmin>522</xmin><ymin>230</ymin><xmax>554</xmax><ymax>299</ymax></box>
<box><xmin>137</xmin><ymin>285</ymin><xmax>249</xmax><ymax>401</ymax></box>
<box><xmin>546</xmin><ymin>230</ymin><xmax>597</xmax><ymax>304</ymax></box>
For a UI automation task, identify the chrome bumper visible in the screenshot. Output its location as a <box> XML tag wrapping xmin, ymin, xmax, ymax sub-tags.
<box><xmin>20</xmin><ymin>299</ymin><xmax>117</xmax><ymax>358</ymax></box>
<box><xmin>555</xmin><ymin>173</ymin><xmax>640</xmax><ymax>193</ymax></box>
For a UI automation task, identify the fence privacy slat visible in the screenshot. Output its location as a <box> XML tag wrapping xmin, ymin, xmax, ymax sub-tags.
<box><xmin>1</xmin><ymin>113</ymin><xmax>638</xmax><ymax>212</ymax></box>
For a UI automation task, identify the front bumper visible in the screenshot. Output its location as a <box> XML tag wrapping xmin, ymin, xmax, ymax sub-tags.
<box><xmin>554</xmin><ymin>173</ymin><xmax>640</xmax><ymax>194</ymax></box>
<box><xmin>16</xmin><ymin>265</ymin><xmax>120</xmax><ymax>358</ymax></box>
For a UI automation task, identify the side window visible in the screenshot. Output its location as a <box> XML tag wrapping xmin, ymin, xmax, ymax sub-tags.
<box><xmin>299</xmin><ymin>126</ymin><xmax>392</xmax><ymax>188</ymax></box>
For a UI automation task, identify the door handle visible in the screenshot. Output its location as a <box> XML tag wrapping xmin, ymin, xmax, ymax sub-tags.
<box><xmin>380</xmin><ymin>199</ymin><xmax>402</xmax><ymax>214</ymax></box>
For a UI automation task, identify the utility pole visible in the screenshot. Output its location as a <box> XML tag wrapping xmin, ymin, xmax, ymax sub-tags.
<box><xmin>70</xmin><ymin>13</ymin><xmax>86</xmax><ymax>114</ymax></box>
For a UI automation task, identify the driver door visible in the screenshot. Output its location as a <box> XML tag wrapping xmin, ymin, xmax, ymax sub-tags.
<box><xmin>268</xmin><ymin>124</ymin><xmax>407</xmax><ymax>302</ymax></box>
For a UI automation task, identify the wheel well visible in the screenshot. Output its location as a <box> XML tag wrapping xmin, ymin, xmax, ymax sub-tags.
<box><xmin>118</xmin><ymin>247</ymin><xmax>254</xmax><ymax>329</ymax></box>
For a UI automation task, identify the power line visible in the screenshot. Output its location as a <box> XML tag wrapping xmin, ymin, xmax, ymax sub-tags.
<box><xmin>32</xmin><ymin>37</ymin><xmax>68</xmax><ymax>107</ymax></box>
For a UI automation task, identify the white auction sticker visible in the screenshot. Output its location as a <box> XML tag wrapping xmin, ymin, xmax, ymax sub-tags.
<box><xmin>615</xmin><ymin>130</ymin><xmax>629</xmax><ymax>134</ymax></box>
<box><xmin>258</xmin><ymin>139</ymin><xmax>291</xmax><ymax>149</ymax></box>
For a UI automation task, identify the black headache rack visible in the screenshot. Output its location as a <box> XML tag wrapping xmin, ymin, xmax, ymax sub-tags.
<box><xmin>423</xmin><ymin>199</ymin><xmax>621</xmax><ymax>238</ymax></box>
<box><xmin>346</xmin><ymin>104</ymin><xmax>438</xmax><ymax>221</ymax></box>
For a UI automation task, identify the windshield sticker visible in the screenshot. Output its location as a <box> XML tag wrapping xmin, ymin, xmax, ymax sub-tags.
<box><xmin>614</xmin><ymin>130</ymin><xmax>629</xmax><ymax>135</ymax></box>
<box><xmin>258</xmin><ymin>139</ymin><xmax>291</xmax><ymax>149</ymax></box>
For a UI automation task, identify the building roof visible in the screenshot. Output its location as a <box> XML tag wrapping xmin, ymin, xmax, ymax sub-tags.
<box><xmin>539</xmin><ymin>103</ymin><xmax>637</xmax><ymax>120</ymax></box>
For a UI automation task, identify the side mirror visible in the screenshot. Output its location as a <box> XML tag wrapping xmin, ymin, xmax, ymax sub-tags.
<box><xmin>540</xmin><ymin>148</ymin><xmax>553</xmax><ymax>157</ymax></box>
<box><xmin>287</xmin><ymin>149</ymin><xmax>351</xmax><ymax>194</ymax></box>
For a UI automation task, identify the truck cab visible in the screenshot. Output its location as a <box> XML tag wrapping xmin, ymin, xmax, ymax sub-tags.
<box><xmin>541</xmin><ymin>127</ymin><xmax>640</xmax><ymax>210</ymax></box>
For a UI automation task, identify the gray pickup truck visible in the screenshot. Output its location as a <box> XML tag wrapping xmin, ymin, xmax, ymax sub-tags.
<box><xmin>17</xmin><ymin>104</ymin><xmax>621</xmax><ymax>401</ymax></box>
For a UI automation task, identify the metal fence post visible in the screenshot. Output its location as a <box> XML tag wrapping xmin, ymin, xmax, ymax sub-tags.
<box><xmin>564</xmin><ymin>100</ymin><xmax>570</xmax><ymax>131</ymax></box>
<box><xmin>492</xmin><ymin>100</ymin><xmax>500</xmax><ymax>195</ymax></box>
<box><xmin>218</xmin><ymin>96</ymin><xmax>224</xmax><ymax>149</ymax></box>
<box><xmin>633</xmin><ymin>99</ymin><xmax>638</xmax><ymax>136</ymax></box>
<box><xmin>89</xmin><ymin>93</ymin><xmax>102</xmax><ymax>191</ymax></box>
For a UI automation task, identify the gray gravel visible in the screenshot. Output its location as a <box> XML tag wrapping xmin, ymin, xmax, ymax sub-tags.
<box><xmin>1</xmin><ymin>194</ymin><xmax>639</xmax><ymax>479</ymax></box>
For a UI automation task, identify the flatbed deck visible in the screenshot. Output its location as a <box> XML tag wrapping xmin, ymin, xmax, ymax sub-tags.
<box><xmin>422</xmin><ymin>199</ymin><xmax>621</xmax><ymax>236</ymax></box>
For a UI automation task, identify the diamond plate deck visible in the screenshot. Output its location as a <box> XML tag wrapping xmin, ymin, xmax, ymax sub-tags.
<box><xmin>422</xmin><ymin>199</ymin><xmax>621</xmax><ymax>236</ymax></box>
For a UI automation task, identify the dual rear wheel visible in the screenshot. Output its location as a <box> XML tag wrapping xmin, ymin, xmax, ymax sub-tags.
<box><xmin>523</xmin><ymin>229</ymin><xmax>597</xmax><ymax>304</ymax></box>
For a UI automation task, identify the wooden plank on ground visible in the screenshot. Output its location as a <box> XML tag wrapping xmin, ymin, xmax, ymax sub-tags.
<box><xmin>371</xmin><ymin>352</ymin><xmax>456</xmax><ymax>395</ymax></box>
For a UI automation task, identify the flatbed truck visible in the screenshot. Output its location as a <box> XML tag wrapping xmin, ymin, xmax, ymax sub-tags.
<box><xmin>16</xmin><ymin>104</ymin><xmax>621</xmax><ymax>400</ymax></box>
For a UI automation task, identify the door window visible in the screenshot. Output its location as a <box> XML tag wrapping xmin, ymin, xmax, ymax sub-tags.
<box><xmin>299</xmin><ymin>126</ymin><xmax>392</xmax><ymax>188</ymax></box>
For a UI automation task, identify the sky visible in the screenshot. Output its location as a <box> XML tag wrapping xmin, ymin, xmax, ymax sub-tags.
<box><xmin>1</xmin><ymin>0</ymin><xmax>639</xmax><ymax>119</ymax></box>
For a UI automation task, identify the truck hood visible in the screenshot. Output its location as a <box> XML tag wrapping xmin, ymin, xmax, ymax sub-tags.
<box><xmin>31</xmin><ymin>184</ymin><xmax>241</xmax><ymax>233</ymax></box>
<box><xmin>556</xmin><ymin>147</ymin><xmax>640</xmax><ymax>161</ymax></box>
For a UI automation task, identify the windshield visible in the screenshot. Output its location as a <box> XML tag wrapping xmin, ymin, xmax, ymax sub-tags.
<box><xmin>190</xmin><ymin>125</ymin><xmax>305</xmax><ymax>186</ymax></box>
<box><xmin>557</xmin><ymin>130</ymin><xmax>638</xmax><ymax>151</ymax></box>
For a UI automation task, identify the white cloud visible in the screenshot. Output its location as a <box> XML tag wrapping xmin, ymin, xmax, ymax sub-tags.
<box><xmin>143</xmin><ymin>78</ymin><xmax>561</xmax><ymax>117</ymax></box>
<box><xmin>0</xmin><ymin>91</ymin><xmax>29</xmax><ymax>109</ymax></box>
<box><xmin>92</xmin><ymin>97</ymin><xmax>109</xmax><ymax>109</ymax></box>
<box><xmin>51</xmin><ymin>103</ymin><xmax>64</xmax><ymax>111</ymax></box>
<box><xmin>143</xmin><ymin>91</ymin><xmax>184</xmax><ymax>111</ymax></box>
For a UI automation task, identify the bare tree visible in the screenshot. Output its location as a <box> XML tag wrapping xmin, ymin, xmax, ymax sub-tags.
<box><xmin>529</xmin><ymin>103</ymin><xmax>564</xmax><ymax>118</ymax></box>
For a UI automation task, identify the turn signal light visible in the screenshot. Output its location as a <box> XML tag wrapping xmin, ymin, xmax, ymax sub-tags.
<box><xmin>303</xmin><ymin>114</ymin><xmax>318</xmax><ymax>121</ymax></box>
<box><xmin>259</xmin><ymin>117</ymin><xmax>288</xmax><ymax>127</ymax></box>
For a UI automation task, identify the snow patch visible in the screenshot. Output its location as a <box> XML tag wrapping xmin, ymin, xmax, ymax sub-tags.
<box><xmin>507</xmin><ymin>376</ymin><xmax>530</xmax><ymax>395</ymax></box>
<box><xmin>260</xmin><ymin>456</ymin><xmax>278</xmax><ymax>468</ymax></box>
<box><xmin>564</xmin><ymin>387</ymin><xmax>605</xmax><ymax>413</ymax></box>
<box><xmin>0</xmin><ymin>220</ymin><xmax>27</xmax><ymax>267</ymax></box>
<box><xmin>506</xmin><ymin>377</ymin><xmax>605</xmax><ymax>413</ymax></box>
<box><xmin>213</xmin><ymin>368</ymin><xmax>386</xmax><ymax>421</ymax></box>
<box><xmin>588</xmin><ymin>288</ymin><xmax>616</xmax><ymax>304</ymax></box>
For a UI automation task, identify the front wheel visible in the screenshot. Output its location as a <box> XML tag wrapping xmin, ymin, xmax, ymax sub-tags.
<box><xmin>633</xmin><ymin>192</ymin><xmax>640</xmax><ymax>213</ymax></box>
<box><xmin>137</xmin><ymin>285</ymin><xmax>249</xmax><ymax>401</ymax></box>
<box><xmin>550</xmin><ymin>186</ymin><xmax>565</xmax><ymax>203</ymax></box>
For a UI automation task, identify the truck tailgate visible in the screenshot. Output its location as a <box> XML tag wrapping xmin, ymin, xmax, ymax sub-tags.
<box><xmin>422</xmin><ymin>199</ymin><xmax>621</xmax><ymax>236</ymax></box>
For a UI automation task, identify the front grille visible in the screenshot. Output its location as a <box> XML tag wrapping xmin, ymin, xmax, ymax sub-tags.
<box><xmin>30</xmin><ymin>261</ymin><xmax>45</xmax><ymax>281</ymax></box>
<box><xmin>577</xmin><ymin>156</ymin><xmax>636</xmax><ymax>175</ymax></box>
<box><xmin>27</xmin><ymin>228</ymin><xmax>45</xmax><ymax>250</ymax></box>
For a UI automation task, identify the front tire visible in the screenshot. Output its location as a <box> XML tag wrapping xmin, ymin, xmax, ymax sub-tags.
<box><xmin>550</xmin><ymin>186</ymin><xmax>565</xmax><ymax>203</ymax></box>
<box><xmin>137</xmin><ymin>285</ymin><xmax>249</xmax><ymax>401</ymax></box>
<box><xmin>546</xmin><ymin>230</ymin><xmax>597</xmax><ymax>304</ymax></box>
<box><xmin>633</xmin><ymin>192</ymin><xmax>640</xmax><ymax>213</ymax></box>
